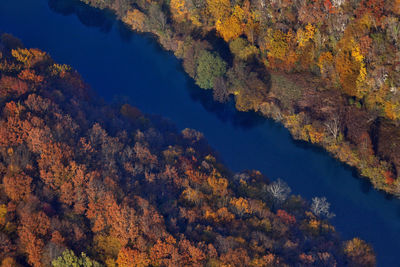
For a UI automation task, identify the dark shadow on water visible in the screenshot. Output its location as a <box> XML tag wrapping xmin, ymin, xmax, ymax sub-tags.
<box><xmin>47</xmin><ymin>0</ymin><xmax>400</xmax><ymax>204</ymax></box>
<box><xmin>185</xmin><ymin>78</ymin><xmax>266</xmax><ymax>129</ymax></box>
<box><xmin>48</xmin><ymin>0</ymin><xmax>115</xmax><ymax>33</ymax></box>
<box><xmin>49</xmin><ymin>0</ymin><xmax>266</xmax><ymax>130</ymax></box>
<box><xmin>116</xmin><ymin>20</ymin><xmax>134</xmax><ymax>43</ymax></box>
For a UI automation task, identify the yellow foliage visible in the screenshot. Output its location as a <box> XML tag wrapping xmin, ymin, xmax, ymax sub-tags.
<box><xmin>307</xmin><ymin>219</ymin><xmax>321</xmax><ymax>235</ymax></box>
<box><xmin>285</xmin><ymin>114</ymin><xmax>301</xmax><ymax>131</ymax></box>
<box><xmin>170</xmin><ymin>0</ymin><xmax>187</xmax><ymax>22</ymax></box>
<box><xmin>216</xmin><ymin>15</ymin><xmax>242</xmax><ymax>42</ymax></box>
<box><xmin>265</xmin><ymin>29</ymin><xmax>290</xmax><ymax>60</ymax></box>
<box><xmin>384</xmin><ymin>101</ymin><xmax>400</xmax><ymax>120</ymax></box>
<box><xmin>335</xmin><ymin>38</ymin><xmax>368</xmax><ymax>98</ymax></box>
<box><xmin>11</xmin><ymin>48</ymin><xmax>46</xmax><ymax>68</ymax></box>
<box><xmin>232</xmin><ymin>5</ymin><xmax>245</xmax><ymax>21</ymax></box>
<box><xmin>309</xmin><ymin>131</ymin><xmax>324</xmax><ymax>144</ymax></box>
<box><xmin>94</xmin><ymin>234</ymin><xmax>122</xmax><ymax>259</ymax></box>
<box><xmin>207</xmin><ymin>175</ymin><xmax>228</xmax><ymax>196</ymax></box>
<box><xmin>297</xmin><ymin>24</ymin><xmax>315</xmax><ymax>48</ymax></box>
<box><xmin>50</xmin><ymin>63</ymin><xmax>71</xmax><ymax>76</ymax></box>
<box><xmin>11</xmin><ymin>48</ymin><xmax>32</xmax><ymax>63</ymax></box>
<box><xmin>230</xmin><ymin>197</ymin><xmax>250</xmax><ymax>215</ymax></box>
<box><xmin>207</xmin><ymin>0</ymin><xmax>230</xmax><ymax>22</ymax></box>
<box><xmin>105</xmin><ymin>258</ymin><xmax>117</xmax><ymax>267</ymax></box>
<box><xmin>264</xmin><ymin>29</ymin><xmax>297</xmax><ymax>70</ymax></box>
<box><xmin>301</xmin><ymin>125</ymin><xmax>325</xmax><ymax>144</ymax></box>
<box><xmin>318</xmin><ymin>51</ymin><xmax>333</xmax><ymax>76</ymax></box>
<box><xmin>351</xmin><ymin>45</ymin><xmax>364</xmax><ymax>63</ymax></box>
<box><xmin>205</xmin><ymin>207</ymin><xmax>234</xmax><ymax>223</ymax></box>
<box><xmin>0</xmin><ymin>204</ymin><xmax>7</xmax><ymax>225</ymax></box>
<box><xmin>123</xmin><ymin>9</ymin><xmax>146</xmax><ymax>31</ymax></box>
<box><xmin>351</xmin><ymin>44</ymin><xmax>367</xmax><ymax>90</ymax></box>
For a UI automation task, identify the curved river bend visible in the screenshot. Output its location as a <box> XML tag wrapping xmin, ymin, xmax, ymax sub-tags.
<box><xmin>1</xmin><ymin>0</ymin><xmax>399</xmax><ymax>265</ymax></box>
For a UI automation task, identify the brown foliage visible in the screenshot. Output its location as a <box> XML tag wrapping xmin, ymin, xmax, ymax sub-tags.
<box><xmin>3</xmin><ymin>172</ymin><xmax>32</xmax><ymax>201</ymax></box>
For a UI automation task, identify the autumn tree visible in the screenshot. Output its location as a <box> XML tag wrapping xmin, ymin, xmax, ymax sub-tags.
<box><xmin>344</xmin><ymin>238</ymin><xmax>376</xmax><ymax>267</ymax></box>
<box><xmin>335</xmin><ymin>38</ymin><xmax>368</xmax><ymax>98</ymax></box>
<box><xmin>123</xmin><ymin>9</ymin><xmax>147</xmax><ymax>31</ymax></box>
<box><xmin>266</xmin><ymin>179</ymin><xmax>291</xmax><ymax>206</ymax></box>
<box><xmin>311</xmin><ymin>197</ymin><xmax>335</xmax><ymax>218</ymax></box>
<box><xmin>3</xmin><ymin>172</ymin><xmax>32</xmax><ymax>201</ymax></box>
<box><xmin>117</xmin><ymin>247</ymin><xmax>150</xmax><ymax>267</ymax></box>
<box><xmin>195</xmin><ymin>50</ymin><xmax>227</xmax><ymax>89</ymax></box>
<box><xmin>52</xmin><ymin>249</ymin><xmax>101</xmax><ymax>267</ymax></box>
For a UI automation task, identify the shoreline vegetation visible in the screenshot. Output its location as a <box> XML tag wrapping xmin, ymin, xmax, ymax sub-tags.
<box><xmin>0</xmin><ymin>33</ymin><xmax>375</xmax><ymax>266</ymax></box>
<box><xmin>72</xmin><ymin>0</ymin><xmax>400</xmax><ymax>196</ymax></box>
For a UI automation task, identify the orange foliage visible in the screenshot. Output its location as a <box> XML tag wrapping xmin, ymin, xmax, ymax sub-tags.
<box><xmin>3</xmin><ymin>172</ymin><xmax>32</xmax><ymax>201</ymax></box>
<box><xmin>230</xmin><ymin>197</ymin><xmax>250</xmax><ymax>216</ymax></box>
<box><xmin>18</xmin><ymin>229</ymin><xmax>44</xmax><ymax>267</ymax></box>
<box><xmin>117</xmin><ymin>247</ymin><xmax>150</xmax><ymax>267</ymax></box>
<box><xmin>207</xmin><ymin>173</ymin><xmax>228</xmax><ymax>196</ymax></box>
<box><xmin>178</xmin><ymin>239</ymin><xmax>206</xmax><ymax>265</ymax></box>
<box><xmin>18</xmin><ymin>69</ymin><xmax>44</xmax><ymax>84</ymax></box>
<box><xmin>51</xmin><ymin>231</ymin><xmax>65</xmax><ymax>245</ymax></box>
<box><xmin>1</xmin><ymin>257</ymin><xmax>18</xmax><ymax>267</ymax></box>
<box><xmin>394</xmin><ymin>0</ymin><xmax>400</xmax><ymax>15</ymax></box>
<box><xmin>170</xmin><ymin>0</ymin><xmax>188</xmax><ymax>23</ymax></box>
<box><xmin>150</xmin><ymin>239</ymin><xmax>180</xmax><ymax>266</ymax></box>
<box><xmin>0</xmin><ymin>76</ymin><xmax>29</xmax><ymax>98</ymax></box>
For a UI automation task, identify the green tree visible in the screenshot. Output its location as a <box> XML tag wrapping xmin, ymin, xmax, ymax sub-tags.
<box><xmin>195</xmin><ymin>50</ymin><xmax>226</xmax><ymax>89</ymax></box>
<box><xmin>52</xmin><ymin>249</ymin><xmax>102</xmax><ymax>267</ymax></box>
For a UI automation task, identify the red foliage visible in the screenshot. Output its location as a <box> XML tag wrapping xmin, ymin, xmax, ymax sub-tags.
<box><xmin>356</xmin><ymin>0</ymin><xmax>385</xmax><ymax>23</ymax></box>
<box><xmin>276</xmin><ymin>209</ymin><xmax>296</xmax><ymax>225</ymax></box>
<box><xmin>384</xmin><ymin>171</ymin><xmax>395</xmax><ymax>185</ymax></box>
<box><xmin>0</xmin><ymin>76</ymin><xmax>29</xmax><ymax>98</ymax></box>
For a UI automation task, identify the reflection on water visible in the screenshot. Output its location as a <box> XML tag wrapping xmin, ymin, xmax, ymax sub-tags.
<box><xmin>48</xmin><ymin>0</ymin><xmax>115</xmax><ymax>32</ymax></box>
<box><xmin>185</xmin><ymin>80</ymin><xmax>267</xmax><ymax>129</ymax></box>
<box><xmin>48</xmin><ymin>0</ymin><xmax>268</xmax><ymax>129</ymax></box>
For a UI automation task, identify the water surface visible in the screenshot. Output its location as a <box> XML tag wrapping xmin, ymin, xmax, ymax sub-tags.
<box><xmin>1</xmin><ymin>0</ymin><xmax>399</xmax><ymax>265</ymax></box>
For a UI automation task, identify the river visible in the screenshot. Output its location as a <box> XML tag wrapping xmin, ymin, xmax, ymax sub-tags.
<box><xmin>1</xmin><ymin>0</ymin><xmax>399</xmax><ymax>265</ymax></box>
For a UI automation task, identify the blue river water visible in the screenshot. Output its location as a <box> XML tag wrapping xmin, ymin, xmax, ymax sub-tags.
<box><xmin>1</xmin><ymin>0</ymin><xmax>399</xmax><ymax>265</ymax></box>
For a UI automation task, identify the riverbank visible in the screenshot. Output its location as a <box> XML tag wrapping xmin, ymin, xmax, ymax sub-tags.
<box><xmin>3</xmin><ymin>1</ymin><xmax>400</xmax><ymax>264</ymax></box>
<box><xmin>0</xmin><ymin>32</ymin><xmax>377</xmax><ymax>266</ymax></box>
<box><xmin>74</xmin><ymin>0</ymin><xmax>400</xmax><ymax>196</ymax></box>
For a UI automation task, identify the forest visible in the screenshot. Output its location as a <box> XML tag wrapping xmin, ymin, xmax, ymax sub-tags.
<box><xmin>68</xmin><ymin>0</ymin><xmax>400</xmax><ymax>195</ymax></box>
<box><xmin>0</xmin><ymin>33</ymin><xmax>376</xmax><ymax>266</ymax></box>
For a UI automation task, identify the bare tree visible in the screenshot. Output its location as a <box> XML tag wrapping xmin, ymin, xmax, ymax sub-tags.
<box><xmin>331</xmin><ymin>0</ymin><xmax>345</xmax><ymax>7</ymax></box>
<box><xmin>149</xmin><ymin>4</ymin><xmax>167</xmax><ymax>32</ymax></box>
<box><xmin>324</xmin><ymin>116</ymin><xmax>340</xmax><ymax>140</ymax></box>
<box><xmin>311</xmin><ymin>197</ymin><xmax>335</xmax><ymax>218</ymax></box>
<box><xmin>213</xmin><ymin>77</ymin><xmax>229</xmax><ymax>103</ymax></box>
<box><xmin>267</xmin><ymin>178</ymin><xmax>291</xmax><ymax>204</ymax></box>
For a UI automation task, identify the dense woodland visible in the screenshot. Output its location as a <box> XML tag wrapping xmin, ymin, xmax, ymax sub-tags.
<box><xmin>0</xmin><ymin>34</ymin><xmax>376</xmax><ymax>266</ymax></box>
<box><xmin>70</xmin><ymin>0</ymin><xmax>400</xmax><ymax>195</ymax></box>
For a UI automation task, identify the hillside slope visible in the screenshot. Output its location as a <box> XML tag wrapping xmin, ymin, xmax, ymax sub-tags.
<box><xmin>0</xmin><ymin>34</ymin><xmax>375</xmax><ymax>266</ymax></box>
